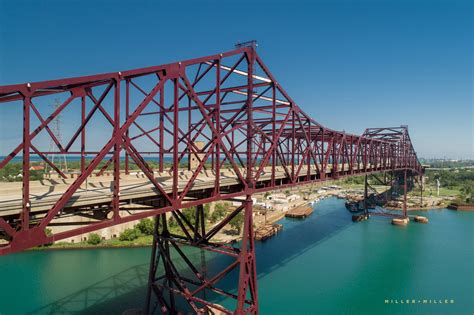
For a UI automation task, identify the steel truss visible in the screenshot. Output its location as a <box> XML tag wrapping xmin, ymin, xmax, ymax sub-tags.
<box><xmin>145</xmin><ymin>197</ymin><xmax>257</xmax><ymax>314</ymax></box>
<box><xmin>0</xmin><ymin>46</ymin><xmax>423</xmax><ymax>314</ymax></box>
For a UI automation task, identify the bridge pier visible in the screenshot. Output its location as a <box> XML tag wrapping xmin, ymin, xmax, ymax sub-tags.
<box><xmin>145</xmin><ymin>198</ymin><xmax>258</xmax><ymax>314</ymax></box>
<box><xmin>363</xmin><ymin>174</ymin><xmax>369</xmax><ymax>218</ymax></box>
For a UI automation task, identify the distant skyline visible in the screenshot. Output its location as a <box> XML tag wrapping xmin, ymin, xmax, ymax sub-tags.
<box><xmin>0</xmin><ymin>0</ymin><xmax>472</xmax><ymax>159</ymax></box>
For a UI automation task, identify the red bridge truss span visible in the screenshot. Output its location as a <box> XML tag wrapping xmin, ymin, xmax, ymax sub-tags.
<box><xmin>0</xmin><ymin>46</ymin><xmax>422</xmax><ymax>314</ymax></box>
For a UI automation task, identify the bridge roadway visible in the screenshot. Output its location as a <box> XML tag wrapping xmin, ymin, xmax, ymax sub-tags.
<box><xmin>0</xmin><ymin>163</ymin><xmax>399</xmax><ymax>217</ymax></box>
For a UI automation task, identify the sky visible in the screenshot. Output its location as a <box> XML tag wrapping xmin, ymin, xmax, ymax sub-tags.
<box><xmin>0</xmin><ymin>0</ymin><xmax>472</xmax><ymax>159</ymax></box>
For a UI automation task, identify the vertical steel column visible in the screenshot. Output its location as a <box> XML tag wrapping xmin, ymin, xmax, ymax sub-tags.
<box><xmin>364</xmin><ymin>174</ymin><xmax>368</xmax><ymax>217</ymax></box>
<box><xmin>271</xmin><ymin>83</ymin><xmax>276</xmax><ymax>186</ymax></box>
<box><xmin>81</xmin><ymin>95</ymin><xmax>86</xmax><ymax>173</ymax></box>
<box><xmin>188</xmin><ymin>96</ymin><xmax>192</xmax><ymax>171</ymax></box>
<box><xmin>125</xmin><ymin>80</ymin><xmax>130</xmax><ymax>174</ymax></box>
<box><xmin>350</xmin><ymin>136</ymin><xmax>353</xmax><ymax>174</ymax></box>
<box><xmin>113</xmin><ymin>78</ymin><xmax>121</xmax><ymax>220</ymax></box>
<box><xmin>22</xmin><ymin>94</ymin><xmax>31</xmax><ymax>230</ymax></box>
<box><xmin>159</xmin><ymin>83</ymin><xmax>164</xmax><ymax>173</ymax></box>
<box><xmin>215</xmin><ymin>58</ymin><xmax>221</xmax><ymax>195</ymax></box>
<box><xmin>246</xmin><ymin>49</ymin><xmax>254</xmax><ymax>184</ymax></box>
<box><xmin>236</xmin><ymin>195</ymin><xmax>258</xmax><ymax>313</ymax></box>
<box><xmin>145</xmin><ymin>215</ymin><xmax>160</xmax><ymax>314</ymax></box>
<box><xmin>307</xmin><ymin>120</ymin><xmax>311</xmax><ymax>180</ymax></box>
<box><xmin>236</xmin><ymin>46</ymin><xmax>258</xmax><ymax>314</ymax></box>
<box><xmin>173</xmin><ymin>79</ymin><xmax>179</xmax><ymax>200</ymax></box>
<box><xmin>291</xmin><ymin>111</ymin><xmax>295</xmax><ymax>181</ymax></box>
<box><xmin>332</xmin><ymin>135</ymin><xmax>337</xmax><ymax>178</ymax></box>
<box><xmin>403</xmin><ymin>169</ymin><xmax>408</xmax><ymax>218</ymax></box>
<box><xmin>320</xmin><ymin>130</ymin><xmax>325</xmax><ymax>180</ymax></box>
<box><xmin>364</xmin><ymin>140</ymin><xmax>368</xmax><ymax>172</ymax></box>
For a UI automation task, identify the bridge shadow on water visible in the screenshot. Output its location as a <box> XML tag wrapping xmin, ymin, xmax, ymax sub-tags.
<box><xmin>30</xmin><ymin>198</ymin><xmax>354</xmax><ymax>314</ymax></box>
<box><xmin>29</xmin><ymin>264</ymin><xmax>150</xmax><ymax>314</ymax></box>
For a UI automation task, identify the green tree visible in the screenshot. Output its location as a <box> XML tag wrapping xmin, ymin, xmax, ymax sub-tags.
<box><xmin>230</xmin><ymin>212</ymin><xmax>244</xmax><ymax>234</ymax></box>
<box><xmin>0</xmin><ymin>163</ymin><xmax>21</xmax><ymax>182</ymax></box>
<box><xmin>87</xmin><ymin>233</ymin><xmax>102</xmax><ymax>245</ymax></box>
<box><xmin>211</xmin><ymin>204</ymin><xmax>227</xmax><ymax>223</ymax></box>
<box><xmin>168</xmin><ymin>217</ymin><xmax>178</xmax><ymax>228</ymax></box>
<box><xmin>182</xmin><ymin>207</ymin><xmax>196</xmax><ymax>225</ymax></box>
<box><xmin>136</xmin><ymin>218</ymin><xmax>155</xmax><ymax>235</ymax></box>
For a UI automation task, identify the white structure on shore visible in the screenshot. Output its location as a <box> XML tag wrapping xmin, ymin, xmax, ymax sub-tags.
<box><xmin>266</xmin><ymin>193</ymin><xmax>300</xmax><ymax>204</ymax></box>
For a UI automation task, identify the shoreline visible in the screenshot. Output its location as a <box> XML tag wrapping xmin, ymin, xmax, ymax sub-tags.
<box><xmin>29</xmin><ymin>242</ymin><xmax>153</xmax><ymax>252</ymax></box>
<box><xmin>27</xmin><ymin>194</ymin><xmax>453</xmax><ymax>252</ymax></box>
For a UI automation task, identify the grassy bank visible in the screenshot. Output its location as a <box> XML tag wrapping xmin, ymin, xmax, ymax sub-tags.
<box><xmin>32</xmin><ymin>235</ymin><xmax>154</xmax><ymax>251</ymax></box>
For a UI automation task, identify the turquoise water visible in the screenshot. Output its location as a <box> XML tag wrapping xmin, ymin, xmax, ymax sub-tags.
<box><xmin>0</xmin><ymin>198</ymin><xmax>472</xmax><ymax>314</ymax></box>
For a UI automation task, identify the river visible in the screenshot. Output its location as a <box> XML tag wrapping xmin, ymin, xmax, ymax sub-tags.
<box><xmin>0</xmin><ymin>197</ymin><xmax>472</xmax><ymax>314</ymax></box>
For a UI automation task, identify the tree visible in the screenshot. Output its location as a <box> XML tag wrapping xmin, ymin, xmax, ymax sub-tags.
<box><xmin>460</xmin><ymin>183</ymin><xmax>473</xmax><ymax>203</ymax></box>
<box><xmin>211</xmin><ymin>204</ymin><xmax>227</xmax><ymax>223</ymax></box>
<box><xmin>230</xmin><ymin>212</ymin><xmax>244</xmax><ymax>234</ymax></box>
<box><xmin>119</xmin><ymin>228</ymin><xmax>141</xmax><ymax>241</ymax></box>
<box><xmin>168</xmin><ymin>217</ymin><xmax>178</xmax><ymax>228</ymax></box>
<box><xmin>87</xmin><ymin>233</ymin><xmax>102</xmax><ymax>245</ymax></box>
<box><xmin>203</xmin><ymin>204</ymin><xmax>210</xmax><ymax>220</ymax></box>
<box><xmin>182</xmin><ymin>207</ymin><xmax>196</xmax><ymax>224</ymax></box>
<box><xmin>136</xmin><ymin>218</ymin><xmax>155</xmax><ymax>235</ymax></box>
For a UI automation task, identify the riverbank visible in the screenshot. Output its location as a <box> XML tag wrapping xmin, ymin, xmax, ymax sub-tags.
<box><xmin>30</xmin><ymin>235</ymin><xmax>154</xmax><ymax>251</ymax></box>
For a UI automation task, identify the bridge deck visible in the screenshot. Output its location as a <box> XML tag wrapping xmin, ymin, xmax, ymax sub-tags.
<box><xmin>0</xmin><ymin>164</ymin><xmax>399</xmax><ymax>217</ymax></box>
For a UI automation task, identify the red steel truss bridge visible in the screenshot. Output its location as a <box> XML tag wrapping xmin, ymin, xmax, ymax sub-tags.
<box><xmin>0</xmin><ymin>46</ymin><xmax>423</xmax><ymax>314</ymax></box>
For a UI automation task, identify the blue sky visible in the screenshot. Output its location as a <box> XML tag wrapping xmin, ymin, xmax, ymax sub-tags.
<box><xmin>0</xmin><ymin>0</ymin><xmax>472</xmax><ymax>159</ymax></box>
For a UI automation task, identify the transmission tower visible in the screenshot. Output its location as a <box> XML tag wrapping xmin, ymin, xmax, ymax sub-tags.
<box><xmin>44</xmin><ymin>99</ymin><xmax>68</xmax><ymax>176</ymax></box>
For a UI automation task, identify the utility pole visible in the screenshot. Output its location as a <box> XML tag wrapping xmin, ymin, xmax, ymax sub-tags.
<box><xmin>44</xmin><ymin>99</ymin><xmax>68</xmax><ymax>176</ymax></box>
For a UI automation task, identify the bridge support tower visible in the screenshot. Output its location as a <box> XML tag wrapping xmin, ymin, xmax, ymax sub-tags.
<box><xmin>145</xmin><ymin>198</ymin><xmax>258</xmax><ymax>314</ymax></box>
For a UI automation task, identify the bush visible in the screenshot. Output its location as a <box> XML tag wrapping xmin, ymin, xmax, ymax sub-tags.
<box><xmin>136</xmin><ymin>218</ymin><xmax>155</xmax><ymax>235</ymax></box>
<box><xmin>119</xmin><ymin>228</ymin><xmax>141</xmax><ymax>241</ymax></box>
<box><xmin>43</xmin><ymin>228</ymin><xmax>53</xmax><ymax>246</ymax></box>
<box><xmin>87</xmin><ymin>233</ymin><xmax>102</xmax><ymax>245</ymax></box>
